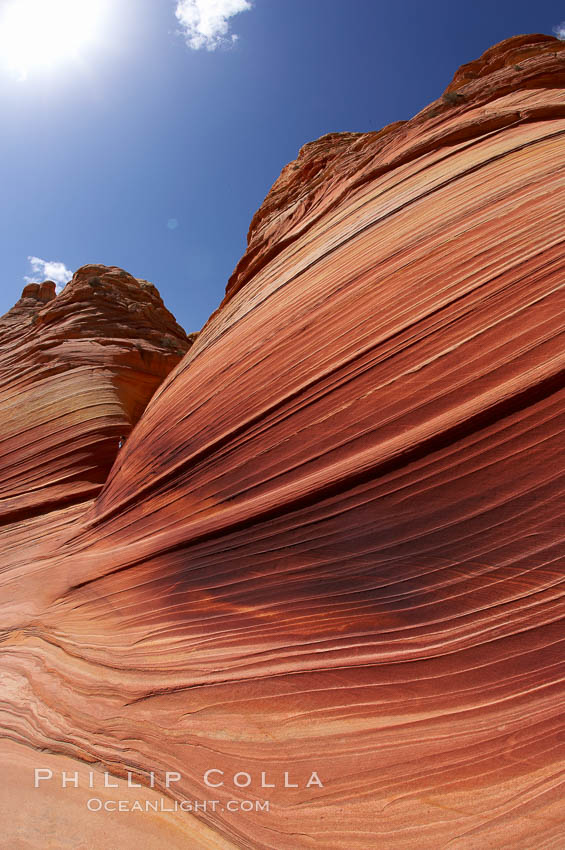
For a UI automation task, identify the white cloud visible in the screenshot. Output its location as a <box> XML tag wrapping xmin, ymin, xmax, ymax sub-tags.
<box><xmin>554</xmin><ymin>22</ymin><xmax>565</xmax><ymax>39</ymax></box>
<box><xmin>25</xmin><ymin>256</ymin><xmax>72</xmax><ymax>293</ymax></box>
<box><xmin>175</xmin><ymin>0</ymin><xmax>252</xmax><ymax>51</ymax></box>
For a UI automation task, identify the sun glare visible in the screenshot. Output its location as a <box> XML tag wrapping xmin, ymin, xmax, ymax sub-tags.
<box><xmin>0</xmin><ymin>0</ymin><xmax>107</xmax><ymax>79</ymax></box>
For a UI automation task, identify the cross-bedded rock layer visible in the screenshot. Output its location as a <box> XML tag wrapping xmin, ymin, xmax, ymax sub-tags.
<box><xmin>0</xmin><ymin>35</ymin><xmax>564</xmax><ymax>849</ymax></box>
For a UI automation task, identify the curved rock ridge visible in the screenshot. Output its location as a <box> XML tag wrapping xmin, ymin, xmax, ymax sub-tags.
<box><xmin>221</xmin><ymin>33</ymin><xmax>565</xmax><ymax>309</ymax></box>
<box><xmin>1</xmin><ymin>35</ymin><xmax>565</xmax><ymax>850</ymax></box>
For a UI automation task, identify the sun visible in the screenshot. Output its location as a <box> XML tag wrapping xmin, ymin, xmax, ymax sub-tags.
<box><xmin>0</xmin><ymin>0</ymin><xmax>107</xmax><ymax>79</ymax></box>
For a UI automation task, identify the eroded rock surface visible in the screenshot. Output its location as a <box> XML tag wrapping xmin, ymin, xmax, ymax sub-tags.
<box><xmin>1</xmin><ymin>35</ymin><xmax>564</xmax><ymax>850</ymax></box>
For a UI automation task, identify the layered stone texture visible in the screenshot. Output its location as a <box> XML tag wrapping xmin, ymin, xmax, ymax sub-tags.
<box><xmin>1</xmin><ymin>35</ymin><xmax>564</xmax><ymax>849</ymax></box>
<box><xmin>0</xmin><ymin>265</ymin><xmax>189</xmax><ymax>523</ymax></box>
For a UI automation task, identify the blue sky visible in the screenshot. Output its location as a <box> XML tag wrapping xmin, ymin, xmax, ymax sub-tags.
<box><xmin>1</xmin><ymin>0</ymin><xmax>564</xmax><ymax>331</ymax></box>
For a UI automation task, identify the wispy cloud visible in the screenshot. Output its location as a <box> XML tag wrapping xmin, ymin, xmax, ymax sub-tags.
<box><xmin>553</xmin><ymin>22</ymin><xmax>565</xmax><ymax>39</ymax></box>
<box><xmin>25</xmin><ymin>256</ymin><xmax>72</xmax><ymax>292</ymax></box>
<box><xmin>175</xmin><ymin>0</ymin><xmax>252</xmax><ymax>51</ymax></box>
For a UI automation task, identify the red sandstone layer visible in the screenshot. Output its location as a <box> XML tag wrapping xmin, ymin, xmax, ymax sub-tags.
<box><xmin>0</xmin><ymin>35</ymin><xmax>564</xmax><ymax>850</ymax></box>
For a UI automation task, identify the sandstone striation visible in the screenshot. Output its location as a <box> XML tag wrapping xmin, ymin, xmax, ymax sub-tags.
<box><xmin>1</xmin><ymin>34</ymin><xmax>564</xmax><ymax>849</ymax></box>
<box><xmin>0</xmin><ymin>265</ymin><xmax>189</xmax><ymax>522</ymax></box>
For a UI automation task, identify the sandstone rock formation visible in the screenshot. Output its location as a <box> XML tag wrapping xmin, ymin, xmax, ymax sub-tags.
<box><xmin>1</xmin><ymin>34</ymin><xmax>564</xmax><ymax>849</ymax></box>
<box><xmin>0</xmin><ymin>265</ymin><xmax>189</xmax><ymax>525</ymax></box>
